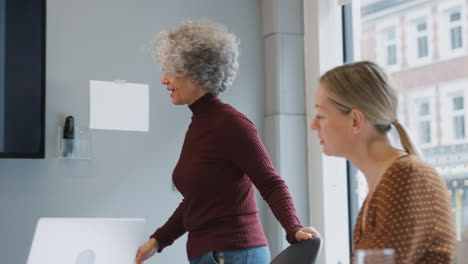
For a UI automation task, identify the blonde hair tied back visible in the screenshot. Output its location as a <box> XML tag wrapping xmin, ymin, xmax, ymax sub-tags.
<box><xmin>392</xmin><ymin>120</ymin><xmax>421</xmax><ymax>156</ymax></box>
<box><xmin>320</xmin><ymin>61</ymin><xmax>419</xmax><ymax>156</ymax></box>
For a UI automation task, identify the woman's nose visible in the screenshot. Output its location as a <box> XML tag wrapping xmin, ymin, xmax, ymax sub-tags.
<box><xmin>310</xmin><ymin>118</ymin><xmax>318</xmax><ymax>130</ymax></box>
<box><xmin>161</xmin><ymin>74</ymin><xmax>169</xmax><ymax>85</ymax></box>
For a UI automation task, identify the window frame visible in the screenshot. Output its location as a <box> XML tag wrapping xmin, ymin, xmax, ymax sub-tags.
<box><xmin>449</xmin><ymin>11</ymin><xmax>463</xmax><ymax>49</ymax></box>
<box><xmin>440</xmin><ymin>79</ymin><xmax>468</xmax><ymax>145</ymax></box>
<box><xmin>405</xmin><ymin>8</ymin><xmax>433</xmax><ymax>67</ymax></box>
<box><xmin>438</xmin><ymin>0</ymin><xmax>466</xmax><ymax>60</ymax></box>
<box><xmin>376</xmin><ymin>18</ymin><xmax>402</xmax><ymax>71</ymax></box>
<box><xmin>407</xmin><ymin>87</ymin><xmax>438</xmax><ymax>148</ymax></box>
<box><xmin>304</xmin><ymin>0</ymin><xmax>351</xmax><ymax>263</ymax></box>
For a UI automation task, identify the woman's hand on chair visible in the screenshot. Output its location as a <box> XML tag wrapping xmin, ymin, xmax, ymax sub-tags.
<box><xmin>134</xmin><ymin>237</ymin><xmax>159</xmax><ymax>264</ymax></box>
<box><xmin>295</xmin><ymin>226</ymin><xmax>320</xmax><ymax>241</ymax></box>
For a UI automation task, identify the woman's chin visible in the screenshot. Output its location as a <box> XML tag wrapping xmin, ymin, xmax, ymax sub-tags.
<box><xmin>323</xmin><ymin>149</ymin><xmax>345</xmax><ymax>159</ymax></box>
<box><xmin>322</xmin><ymin>147</ymin><xmax>336</xmax><ymax>157</ymax></box>
<box><xmin>171</xmin><ymin>98</ymin><xmax>183</xmax><ymax>105</ymax></box>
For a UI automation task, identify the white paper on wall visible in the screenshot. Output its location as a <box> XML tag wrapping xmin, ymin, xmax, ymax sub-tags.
<box><xmin>89</xmin><ymin>80</ymin><xmax>149</xmax><ymax>132</ymax></box>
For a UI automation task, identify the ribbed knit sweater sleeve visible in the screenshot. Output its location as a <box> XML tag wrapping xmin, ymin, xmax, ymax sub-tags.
<box><xmin>150</xmin><ymin>200</ymin><xmax>187</xmax><ymax>252</ymax></box>
<box><xmin>224</xmin><ymin>113</ymin><xmax>303</xmax><ymax>243</ymax></box>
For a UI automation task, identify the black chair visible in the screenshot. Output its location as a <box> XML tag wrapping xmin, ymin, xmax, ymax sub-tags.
<box><xmin>270</xmin><ymin>237</ymin><xmax>322</xmax><ymax>264</ymax></box>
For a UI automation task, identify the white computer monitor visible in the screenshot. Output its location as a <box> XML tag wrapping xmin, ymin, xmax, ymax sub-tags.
<box><xmin>27</xmin><ymin>218</ymin><xmax>146</xmax><ymax>264</ymax></box>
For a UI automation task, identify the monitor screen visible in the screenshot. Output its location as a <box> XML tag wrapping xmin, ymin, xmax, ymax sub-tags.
<box><xmin>0</xmin><ymin>0</ymin><xmax>45</xmax><ymax>158</ymax></box>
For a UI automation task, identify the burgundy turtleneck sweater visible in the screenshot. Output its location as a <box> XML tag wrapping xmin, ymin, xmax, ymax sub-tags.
<box><xmin>151</xmin><ymin>93</ymin><xmax>303</xmax><ymax>260</ymax></box>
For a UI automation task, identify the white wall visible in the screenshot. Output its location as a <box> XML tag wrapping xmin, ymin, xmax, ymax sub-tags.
<box><xmin>0</xmin><ymin>1</ymin><xmax>263</xmax><ymax>263</ymax></box>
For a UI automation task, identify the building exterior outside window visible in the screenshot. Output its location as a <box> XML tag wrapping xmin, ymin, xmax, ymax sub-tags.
<box><xmin>350</xmin><ymin>0</ymin><xmax>468</xmax><ymax>240</ymax></box>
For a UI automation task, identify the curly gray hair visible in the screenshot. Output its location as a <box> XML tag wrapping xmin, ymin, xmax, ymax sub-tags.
<box><xmin>154</xmin><ymin>20</ymin><xmax>240</xmax><ymax>96</ymax></box>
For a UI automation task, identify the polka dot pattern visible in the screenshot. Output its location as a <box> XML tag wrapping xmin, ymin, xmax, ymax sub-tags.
<box><xmin>354</xmin><ymin>155</ymin><xmax>457</xmax><ymax>264</ymax></box>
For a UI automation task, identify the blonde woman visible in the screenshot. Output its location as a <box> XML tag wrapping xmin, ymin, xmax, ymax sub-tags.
<box><xmin>310</xmin><ymin>61</ymin><xmax>456</xmax><ymax>263</ymax></box>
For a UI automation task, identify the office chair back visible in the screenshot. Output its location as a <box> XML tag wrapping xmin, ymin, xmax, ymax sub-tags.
<box><xmin>270</xmin><ymin>237</ymin><xmax>322</xmax><ymax>264</ymax></box>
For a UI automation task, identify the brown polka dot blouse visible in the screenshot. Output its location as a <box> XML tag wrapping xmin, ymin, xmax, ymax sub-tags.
<box><xmin>353</xmin><ymin>154</ymin><xmax>457</xmax><ymax>264</ymax></box>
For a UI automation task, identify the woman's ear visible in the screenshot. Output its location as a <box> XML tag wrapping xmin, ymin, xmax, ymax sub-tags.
<box><xmin>350</xmin><ymin>109</ymin><xmax>366</xmax><ymax>133</ymax></box>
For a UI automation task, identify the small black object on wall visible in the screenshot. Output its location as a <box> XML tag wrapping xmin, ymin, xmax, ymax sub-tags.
<box><xmin>62</xmin><ymin>116</ymin><xmax>75</xmax><ymax>157</ymax></box>
<box><xmin>58</xmin><ymin>116</ymin><xmax>91</xmax><ymax>160</ymax></box>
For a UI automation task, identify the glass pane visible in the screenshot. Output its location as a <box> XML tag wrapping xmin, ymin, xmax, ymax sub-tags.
<box><xmin>419</xmin><ymin>120</ymin><xmax>431</xmax><ymax>143</ymax></box>
<box><xmin>454</xmin><ymin>116</ymin><xmax>465</xmax><ymax>139</ymax></box>
<box><xmin>451</xmin><ymin>11</ymin><xmax>461</xmax><ymax>22</ymax></box>
<box><xmin>451</xmin><ymin>26</ymin><xmax>463</xmax><ymax>50</ymax></box>
<box><xmin>387</xmin><ymin>45</ymin><xmax>397</xmax><ymax>65</ymax></box>
<box><xmin>417</xmin><ymin>21</ymin><xmax>427</xmax><ymax>32</ymax></box>
<box><xmin>386</xmin><ymin>28</ymin><xmax>396</xmax><ymax>41</ymax></box>
<box><xmin>453</xmin><ymin>96</ymin><xmax>464</xmax><ymax>110</ymax></box>
<box><xmin>349</xmin><ymin>0</ymin><xmax>468</xmax><ymax>242</ymax></box>
<box><xmin>419</xmin><ymin>101</ymin><xmax>430</xmax><ymax>116</ymax></box>
<box><xmin>418</xmin><ymin>36</ymin><xmax>428</xmax><ymax>58</ymax></box>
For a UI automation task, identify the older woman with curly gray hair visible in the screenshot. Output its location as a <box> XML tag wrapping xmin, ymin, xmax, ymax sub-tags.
<box><xmin>135</xmin><ymin>20</ymin><xmax>319</xmax><ymax>264</ymax></box>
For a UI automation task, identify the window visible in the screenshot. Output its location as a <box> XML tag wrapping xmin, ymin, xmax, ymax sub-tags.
<box><xmin>349</xmin><ymin>0</ymin><xmax>468</xmax><ymax>242</ymax></box>
<box><xmin>440</xmin><ymin>81</ymin><xmax>468</xmax><ymax>145</ymax></box>
<box><xmin>405</xmin><ymin>9</ymin><xmax>432</xmax><ymax>67</ymax></box>
<box><xmin>452</xmin><ymin>96</ymin><xmax>465</xmax><ymax>139</ymax></box>
<box><xmin>418</xmin><ymin>101</ymin><xmax>432</xmax><ymax>143</ymax></box>
<box><xmin>417</xmin><ymin>21</ymin><xmax>429</xmax><ymax>58</ymax></box>
<box><xmin>384</xmin><ymin>27</ymin><xmax>397</xmax><ymax>65</ymax></box>
<box><xmin>438</xmin><ymin>1</ymin><xmax>466</xmax><ymax>59</ymax></box>
<box><xmin>375</xmin><ymin>18</ymin><xmax>401</xmax><ymax>70</ymax></box>
<box><xmin>304</xmin><ymin>1</ymin><xmax>350</xmax><ymax>262</ymax></box>
<box><xmin>407</xmin><ymin>90</ymin><xmax>437</xmax><ymax>147</ymax></box>
<box><xmin>450</xmin><ymin>10</ymin><xmax>463</xmax><ymax>50</ymax></box>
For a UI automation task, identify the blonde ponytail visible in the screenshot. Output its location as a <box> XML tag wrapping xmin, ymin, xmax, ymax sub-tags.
<box><xmin>393</xmin><ymin>121</ymin><xmax>421</xmax><ymax>157</ymax></box>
